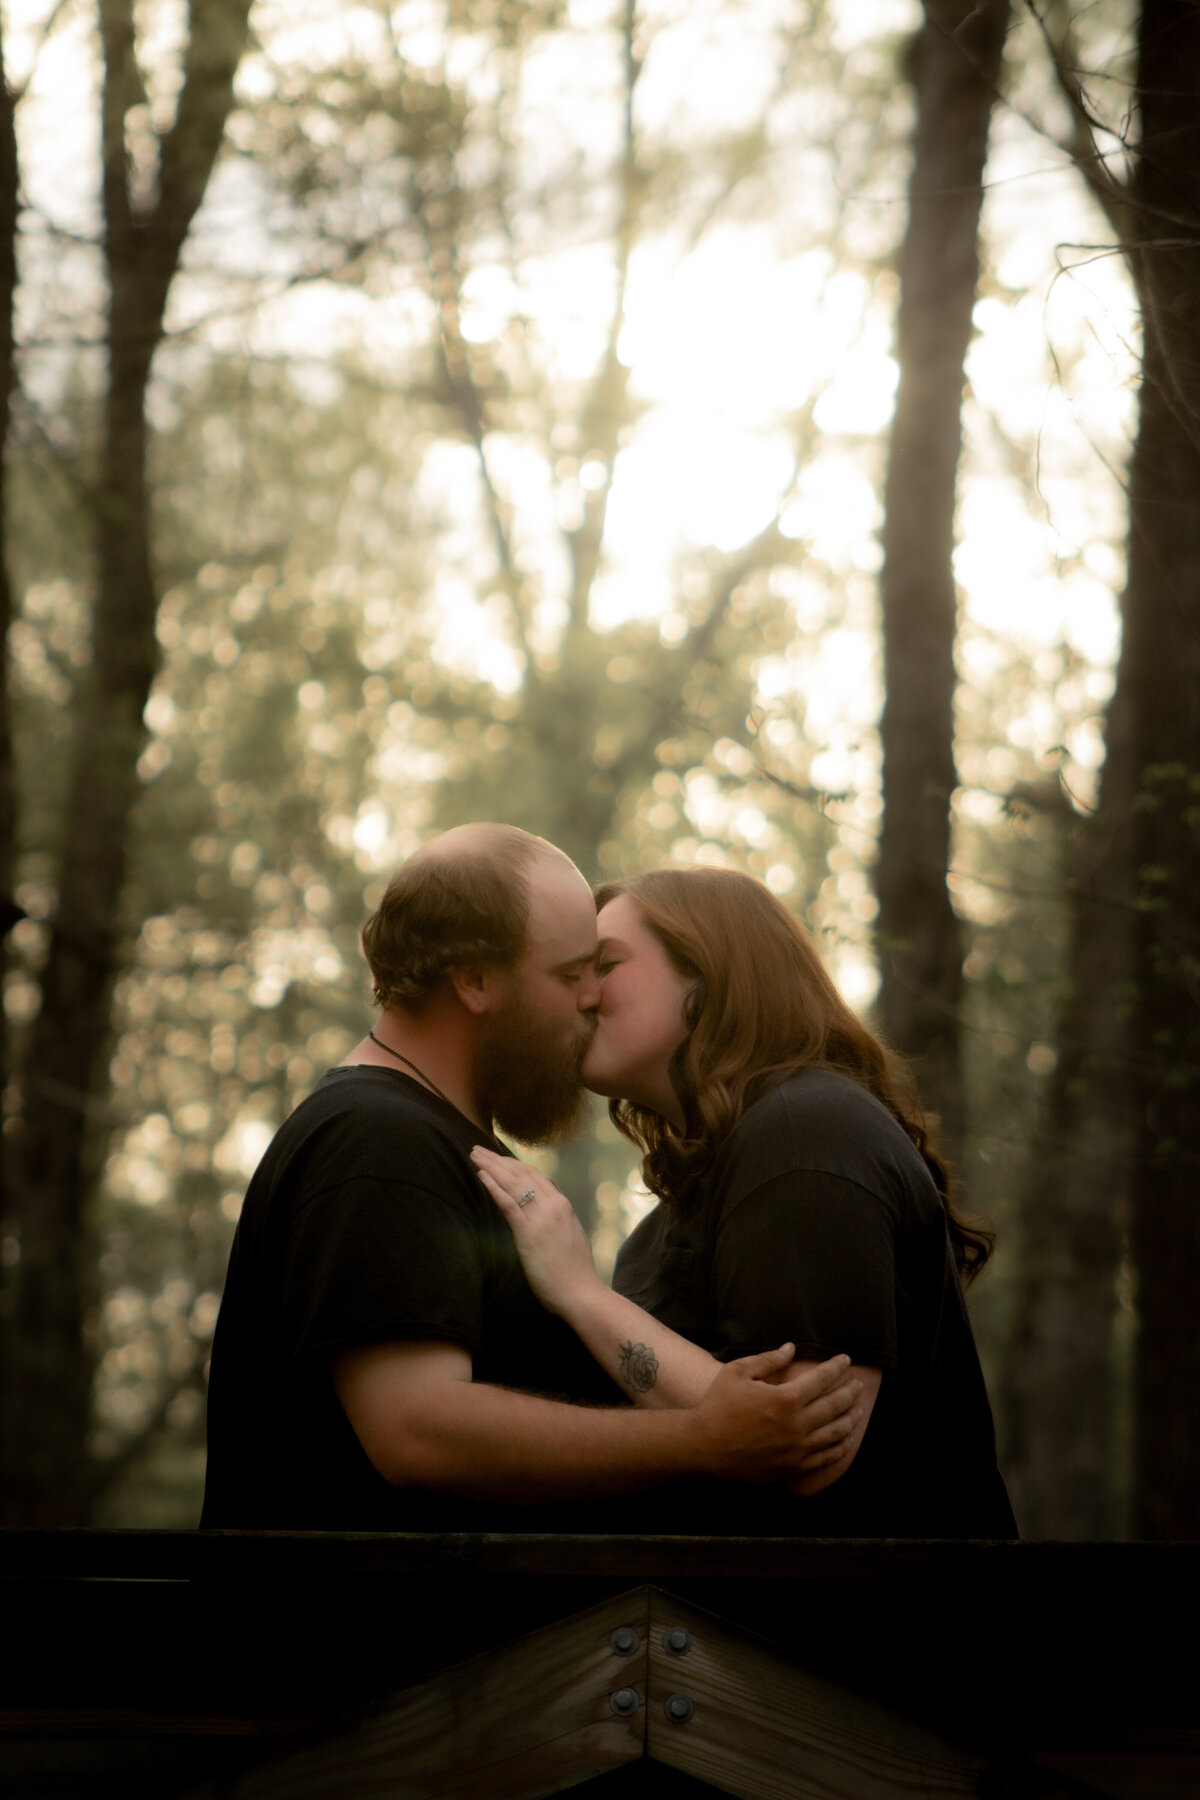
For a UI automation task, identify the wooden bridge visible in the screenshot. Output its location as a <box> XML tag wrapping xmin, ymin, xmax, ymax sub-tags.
<box><xmin>1</xmin><ymin>1533</ymin><xmax>1194</xmax><ymax>1798</ymax></box>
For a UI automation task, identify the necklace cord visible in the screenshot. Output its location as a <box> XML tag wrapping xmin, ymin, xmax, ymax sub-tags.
<box><xmin>365</xmin><ymin>1030</ymin><xmax>505</xmax><ymax>1153</ymax></box>
<box><xmin>367</xmin><ymin>1030</ymin><xmax>455</xmax><ymax>1107</ymax></box>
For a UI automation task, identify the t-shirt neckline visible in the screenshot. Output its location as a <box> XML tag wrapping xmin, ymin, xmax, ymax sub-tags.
<box><xmin>321</xmin><ymin>1063</ymin><xmax>509</xmax><ymax>1152</ymax></box>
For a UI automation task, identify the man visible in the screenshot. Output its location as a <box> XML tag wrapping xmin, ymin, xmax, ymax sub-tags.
<box><xmin>201</xmin><ymin>823</ymin><xmax>857</xmax><ymax>1528</ymax></box>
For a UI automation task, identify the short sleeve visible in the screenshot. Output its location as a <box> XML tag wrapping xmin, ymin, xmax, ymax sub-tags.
<box><xmin>281</xmin><ymin>1175</ymin><xmax>487</xmax><ymax>1365</ymax></box>
<box><xmin>712</xmin><ymin>1172</ymin><xmax>899</xmax><ymax>1370</ymax></box>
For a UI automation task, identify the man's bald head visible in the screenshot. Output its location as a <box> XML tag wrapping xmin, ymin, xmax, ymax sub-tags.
<box><xmin>416</xmin><ymin>821</ymin><xmax>575</xmax><ymax>872</ymax></box>
<box><xmin>362</xmin><ymin>823</ymin><xmax>583</xmax><ymax>1012</ymax></box>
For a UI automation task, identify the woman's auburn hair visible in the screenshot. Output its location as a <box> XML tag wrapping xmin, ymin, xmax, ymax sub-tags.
<box><xmin>594</xmin><ymin>867</ymin><xmax>992</xmax><ymax>1282</ymax></box>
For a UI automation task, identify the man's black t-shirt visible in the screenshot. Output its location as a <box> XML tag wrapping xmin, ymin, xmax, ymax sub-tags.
<box><xmin>613</xmin><ymin>1068</ymin><xmax>1017</xmax><ymax>1538</ymax></box>
<box><xmin>201</xmin><ymin>1067</ymin><xmax>620</xmax><ymax>1529</ymax></box>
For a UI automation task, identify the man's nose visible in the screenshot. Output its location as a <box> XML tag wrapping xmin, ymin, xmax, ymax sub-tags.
<box><xmin>577</xmin><ymin>965</ymin><xmax>602</xmax><ymax>1012</ymax></box>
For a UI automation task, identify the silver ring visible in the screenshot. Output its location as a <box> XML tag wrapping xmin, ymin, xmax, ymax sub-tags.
<box><xmin>517</xmin><ymin>1188</ymin><xmax>537</xmax><ymax>1207</ymax></box>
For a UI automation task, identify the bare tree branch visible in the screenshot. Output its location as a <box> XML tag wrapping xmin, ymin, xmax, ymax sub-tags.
<box><xmin>1023</xmin><ymin>0</ymin><xmax>1136</xmax><ymax>241</ymax></box>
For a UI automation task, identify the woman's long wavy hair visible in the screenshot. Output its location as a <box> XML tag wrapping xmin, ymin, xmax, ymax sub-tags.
<box><xmin>595</xmin><ymin>867</ymin><xmax>992</xmax><ymax>1282</ymax></box>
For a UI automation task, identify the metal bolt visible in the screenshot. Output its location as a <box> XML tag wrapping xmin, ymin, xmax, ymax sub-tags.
<box><xmin>662</xmin><ymin>1626</ymin><xmax>692</xmax><ymax>1656</ymax></box>
<box><xmin>610</xmin><ymin>1626</ymin><xmax>639</xmax><ymax>1657</ymax></box>
<box><xmin>610</xmin><ymin>1687</ymin><xmax>640</xmax><ymax>1717</ymax></box>
<box><xmin>665</xmin><ymin>1693</ymin><xmax>695</xmax><ymax>1724</ymax></box>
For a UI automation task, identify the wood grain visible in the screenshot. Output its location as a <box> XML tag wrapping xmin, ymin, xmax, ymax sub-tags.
<box><xmin>1037</xmin><ymin>1753</ymin><xmax>1200</xmax><ymax>1800</ymax></box>
<box><xmin>226</xmin><ymin>1588</ymin><xmax>650</xmax><ymax>1800</ymax></box>
<box><xmin>644</xmin><ymin>1591</ymin><xmax>983</xmax><ymax>1800</ymax></box>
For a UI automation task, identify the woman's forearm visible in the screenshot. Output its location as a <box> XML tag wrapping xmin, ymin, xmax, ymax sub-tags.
<box><xmin>467</xmin><ymin>1146</ymin><xmax>860</xmax><ymax>1463</ymax></box>
<box><xmin>470</xmin><ymin>1146</ymin><xmax>723</xmax><ymax>1404</ymax></box>
<box><xmin>560</xmin><ymin>1279</ymin><xmax>721</xmax><ymax>1408</ymax></box>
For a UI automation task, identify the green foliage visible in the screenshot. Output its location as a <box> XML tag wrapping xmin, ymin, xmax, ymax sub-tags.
<box><xmin>2</xmin><ymin>0</ymin><xmax>1149</xmax><ymax>1528</ymax></box>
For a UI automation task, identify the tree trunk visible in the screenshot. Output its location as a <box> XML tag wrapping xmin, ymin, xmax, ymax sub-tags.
<box><xmin>0</xmin><ymin>0</ymin><xmax>253</xmax><ymax>1527</ymax></box>
<box><xmin>876</xmin><ymin>0</ymin><xmax>1009</xmax><ymax>1162</ymax></box>
<box><xmin>1005</xmin><ymin>0</ymin><xmax>1200</xmax><ymax>1540</ymax></box>
<box><xmin>1001</xmin><ymin>693</ymin><xmax>1134</xmax><ymax>1538</ymax></box>
<box><xmin>1125</xmin><ymin>0</ymin><xmax>1200</xmax><ymax>1540</ymax></box>
<box><xmin>0</xmin><ymin>19</ymin><xmax>17</xmax><ymax>1101</ymax></box>
<box><xmin>0</xmin><ymin>14</ymin><xmax>25</xmax><ymax>1512</ymax></box>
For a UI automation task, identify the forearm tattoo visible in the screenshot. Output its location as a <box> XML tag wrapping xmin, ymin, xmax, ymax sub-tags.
<box><xmin>617</xmin><ymin>1339</ymin><xmax>659</xmax><ymax>1394</ymax></box>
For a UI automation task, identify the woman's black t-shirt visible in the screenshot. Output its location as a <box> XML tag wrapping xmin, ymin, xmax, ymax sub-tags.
<box><xmin>613</xmin><ymin>1068</ymin><xmax>1017</xmax><ymax>1538</ymax></box>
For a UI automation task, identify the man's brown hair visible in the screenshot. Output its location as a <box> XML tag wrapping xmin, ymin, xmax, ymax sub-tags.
<box><xmin>362</xmin><ymin>824</ymin><xmax>566</xmax><ymax>1011</ymax></box>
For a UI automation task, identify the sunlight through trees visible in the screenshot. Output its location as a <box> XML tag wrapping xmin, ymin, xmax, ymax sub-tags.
<box><xmin>1</xmin><ymin>0</ymin><xmax>1192</xmax><ymax>1537</ymax></box>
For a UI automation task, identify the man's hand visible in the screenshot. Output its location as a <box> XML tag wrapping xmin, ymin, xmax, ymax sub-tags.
<box><xmin>690</xmin><ymin>1346</ymin><xmax>867</xmax><ymax>1483</ymax></box>
<box><xmin>333</xmin><ymin>1338</ymin><xmax>871</xmax><ymax>1504</ymax></box>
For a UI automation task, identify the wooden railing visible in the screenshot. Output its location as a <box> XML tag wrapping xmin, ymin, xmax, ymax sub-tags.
<box><xmin>2</xmin><ymin>1534</ymin><xmax>1195</xmax><ymax>1799</ymax></box>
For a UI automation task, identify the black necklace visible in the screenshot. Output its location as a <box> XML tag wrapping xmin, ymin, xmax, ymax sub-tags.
<box><xmin>366</xmin><ymin>1031</ymin><xmax>505</xmax><ymax>1151</ymax></box>
<box><xmin>368</xmin><ymin>1031</ymin><xmax>456</xmax><ymax>1108</ymax></box>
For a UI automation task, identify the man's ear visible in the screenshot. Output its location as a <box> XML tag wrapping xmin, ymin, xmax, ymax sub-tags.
<box><xmin>447</xmin><ymin>963</ymin><xmax>498</xmax><ymax>1015</ymax></box>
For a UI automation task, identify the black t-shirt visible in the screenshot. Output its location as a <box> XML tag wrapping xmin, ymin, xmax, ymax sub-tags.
<box><xmin>614</xmin><ymin>1068</ymin><xmax>1017</xmax><ymax>1538</ymax></box>
<box><xmin>201</xmin><ymin>1067</ymin><xmax>620</xmax><ymax>1529</ymax></box>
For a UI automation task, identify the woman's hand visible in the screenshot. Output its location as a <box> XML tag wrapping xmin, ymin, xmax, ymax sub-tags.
<box><xmin>471</xmin><ymin>1145</ymin><xmax>601</xmax><ymax>1317</ymax></box>
<box><xmin>473</xmin><ymin>1145</ymin><xmax>867</xmax><ymax>1461</ymax></box>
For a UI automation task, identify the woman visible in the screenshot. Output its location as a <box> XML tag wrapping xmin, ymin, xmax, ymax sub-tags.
<box><xmin>473</xmin><ymin>866</ymin><xmax>1016</xmax><ymax>1537</ymax></box>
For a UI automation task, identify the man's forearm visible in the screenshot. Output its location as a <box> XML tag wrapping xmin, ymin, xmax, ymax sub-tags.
<box><xmin>360</xmin><ymin>1376</ymin><xmax>707</xmax><ymax>1503</ymax></box>
<box><xmin>333</xmin><ymin>1339</ymin><xmax>857</xmax><ymax>1502</ymax></box>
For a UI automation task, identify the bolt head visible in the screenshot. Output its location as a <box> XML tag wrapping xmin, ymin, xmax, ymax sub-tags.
<box><xmin>663</xmin><ymin>1626</ymin><xmax>692</xmax><ymax>1655</ymax></box>
<box><xmin>665</xmin><ymin>1692</ymin><xmax>695</xmax><ymax>1724</ymax></box>
<box><xmin>610</xmin><ymin>1626</ymin><xmax>639</xmax><ymax>1656</ymax></box>
<box><xmin>610</xmin><ymin>1686</ymin><xmax>640</xmax><ymax>1717</ymax></box>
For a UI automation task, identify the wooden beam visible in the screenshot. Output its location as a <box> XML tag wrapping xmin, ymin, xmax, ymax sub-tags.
<box><xmin>644</xmin><ymin>1591</ymin><xmax>984</xmax><ymax>1800</ymax></box>
<box><xmin>6</xmin><ymin>1555</ymin><xmax>1197</xmax><ymax>1799</ymax></box>
<box><xmin>224</xmin><ymin>1586</ymin><xmax>994</xmax><ymax>1800</ymax></box>
<box><xmin>225</xmin><ymin>1589</ymin><xmax>651</xmax><ymax>1800</ymax></box>
<box><xmin>4</xmin><ymin>1530</ymin><xmax>1199</xmax><ymax>1587</ymax></box>
<box><xmin>1039</xmin><ymin>1753</ymin><xmax>1200</xmax><ymax>1800</ymax></box>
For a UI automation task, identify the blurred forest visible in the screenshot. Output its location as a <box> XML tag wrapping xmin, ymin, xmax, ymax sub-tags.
<box><xmin>0</xmin><ymin>0</ymin><xmax>1196</xmax><ymax>1536</ymax></box>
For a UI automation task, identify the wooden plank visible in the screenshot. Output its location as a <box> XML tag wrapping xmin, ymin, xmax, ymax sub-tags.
<box><xmin>226</xmin><ymin>1587</ymin><xmax>651</xmax><ymax>1800</ymax></box>
<box><xmin>1038</xmin><ymin>1752</ymin><xmax>1200</xmax><ymax>1800</ymax></box>
<box><xmin>0</xmin><ymin>1708</ymin><xmax>292</xmax><ymax>1738</ymax></box>
<box><xmin>5</xmin><ymin>1530</ymin><xmax>1199</xmax><ymax>1586</ymax></box>
<box><xmin>644</xmin><ymin>1591</ymin><xmax>984</xmax><ymax>1800</ymax></box>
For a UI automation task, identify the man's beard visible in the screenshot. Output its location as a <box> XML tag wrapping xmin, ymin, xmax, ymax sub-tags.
<box><xmin>477</xmin><ymin>992</ymin><xmax>594</xmax><ymax>1146</ymax></box>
